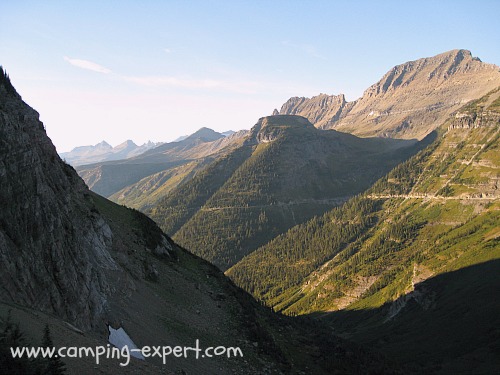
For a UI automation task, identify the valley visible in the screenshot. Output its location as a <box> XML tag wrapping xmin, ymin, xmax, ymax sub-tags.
<box><xmin>2</xmin><ymin>48</ymin><xmax>500</xmax><ymax>374</ymax></box>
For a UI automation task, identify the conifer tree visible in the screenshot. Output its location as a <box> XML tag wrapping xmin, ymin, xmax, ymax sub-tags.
<box><xmin>40</xmin><ymin>324</ymin><xmax>66</xmax><ymax>375</ymax></box>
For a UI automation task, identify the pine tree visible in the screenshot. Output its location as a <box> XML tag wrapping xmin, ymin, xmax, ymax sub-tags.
<box><xmin>0</xmin><ymin>310</ymin><xmax>34</xmax><ymax>375</ymax></box>
<box><xmin>40</xmin><ymin>325</ymin><xmax>66</xmax><ymax>375</ymax></box>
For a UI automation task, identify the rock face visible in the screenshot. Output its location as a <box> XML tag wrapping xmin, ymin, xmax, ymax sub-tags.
<box><xmin>0</xmin><ymin>71</ymin><xmax>116</xmax><ymax>329</ymax></box>
<box><xmin>278</xmin><ymin>50</ymin><xmax>500</xmax><ymax>139</ymax></box>
<box><xmin>448</xmin><ymin>88</ymin><xmax>500</xmax><ymax>130</ymax></box>
<box><xmin>278</xmin><ymin>94</ymin><xmax>349</xmax><ymax>129</ymax></box>
<box><xmin>449</xmin><ymin>110</ymin><xmax>500</xmax><ymax>130</ymax></box>
<box><xmin>0</xmin><ymin>70</ymin><xmax>176</xmax><ymax>331</ymax></box>
<box><xmin>248</xmin><ymin>115</ymin><xmax>315</xmax><ymax>144</ymax></box>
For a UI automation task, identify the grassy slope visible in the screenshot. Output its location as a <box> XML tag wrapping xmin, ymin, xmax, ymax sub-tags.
<box><xmin>228</xmin><ymin>117</ymin><xmax>499</xmax><ymax>313</ymax></box>
<box><xmin>109</xmin><ymin>158</ymin><xmax>211</xmax><ymax>210</ymax></box>
<box><xmin>227</xmin><ymin>91</ymin><xmax>500</xmax><ymax>372</ymax></box>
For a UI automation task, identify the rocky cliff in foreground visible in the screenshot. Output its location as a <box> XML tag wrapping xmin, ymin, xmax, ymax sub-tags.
<box><xmin>278</xmin><ymin>49</ymin><xmax>500</xmax><ymax>140</ymax></box>
<box><xmin>0</xmin><ymin>70</ymin><xmax>127</xmax><ymax>330</ymax></box>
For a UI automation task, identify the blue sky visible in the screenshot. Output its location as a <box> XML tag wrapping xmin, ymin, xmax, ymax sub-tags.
<box><xmin>1</xmin><ymin>0</ymin><xmax>499</xmax><ymax>152</ymax></box>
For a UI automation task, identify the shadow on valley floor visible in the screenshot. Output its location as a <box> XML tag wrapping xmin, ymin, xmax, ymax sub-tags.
<box><xmin>308</xmin><ymin>259</ymin><xmax>500</xmax><ymax>374</ymax></box>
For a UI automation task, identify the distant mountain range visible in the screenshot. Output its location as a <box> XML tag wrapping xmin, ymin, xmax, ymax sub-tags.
<box><xmin>75</xmin><ymin>127</ymin><xmax>248</xmax><ymax>200</ymax></box>
<box><xmin>59</xmin><ymin>140</ymin><xmax>162</xmax><ymax>166</ymax></box>
<box><xmin>60</xmin><ymin>129</ymin><xmax>237</xmax><ymax>167</ymax></box>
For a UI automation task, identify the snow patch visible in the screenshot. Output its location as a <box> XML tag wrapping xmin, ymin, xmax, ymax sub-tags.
<box><xmin>108</xmin><ymin>326</ymin><xmax>145</xmax><ymax>360</ymax></box>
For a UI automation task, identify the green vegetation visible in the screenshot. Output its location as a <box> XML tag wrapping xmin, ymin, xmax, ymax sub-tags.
<box><xmin>226</xmin><ymin>97</ymin><xmax>500</xmax><ymax>371</ymax></box>
<box><xmin>227</xmin><ymin>196</ymin><xmax>385</xmax><ymax>305</ymax></box>
<box><xmin>149</xmin><ymin>144</ymin><xmax>253</xmax><ymax>235</ymax></box>
<box><xmin>91</xmin><ymin>191</ymin><xmax>172</xmax><ymax>253</ymax></box>
<box><xmin>109</xmin><ymin>159</ymin><xmax>210</xmax><ymax>209</ymax></box>
<box><xmin>152</xmin><ymin>116</ymin><xmax>426</xmax><ymax>270</ymax></box>
<box><xmin>0</xmin><ymin>312</ymin><xmax>66</xmax><ymax>374</ymax></box>
<box><xmin>229</xmin><ymin>122</ymin><xmax>499</xmax><ymax>313</ymax></box>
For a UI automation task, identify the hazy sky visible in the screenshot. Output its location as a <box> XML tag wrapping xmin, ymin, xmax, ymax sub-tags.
<box><xmin>1</xmin><ymin>0</ymin><xmax>499</xmax><ymax>152</ymax></box>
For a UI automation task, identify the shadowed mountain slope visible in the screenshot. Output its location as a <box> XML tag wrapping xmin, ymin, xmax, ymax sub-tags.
<box><xmin>76</xmin><ymin>128</ymin><xmax>248</xmax><ymax>200</ymax></box>
<box><xmin>150</xmin><ymin>115</ymin><xmax>426</xmax><ymax>270</ymax></box>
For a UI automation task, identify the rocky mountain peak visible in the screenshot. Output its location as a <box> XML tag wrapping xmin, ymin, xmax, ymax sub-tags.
<box><xmin>114</xmin><ymin>139</ymin><xmax>137</xmax><ymax>151</ymax></box>
<box><xmin>95</xmin><ymin>140</ymin><xmax>112</xmax><ymax>149</ymax></box>
<box><xmin>362</xmin><ymin>49</ymin><xmax>497</xmax><ymax>98</ymax></box>
<box><xmin>278</xmin><ymin>93</ymin><xmax>347</xmax><ymax>128</ymax></box>
<box><xmin>185</xmin><ymin>127</ymin><xmax>224</xmax><ymax>143</ymax></box>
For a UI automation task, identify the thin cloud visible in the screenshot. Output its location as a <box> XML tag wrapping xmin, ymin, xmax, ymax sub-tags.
<box><xmin>123</xmin><ymin>76</ymin><xmax>221</xmax><ymax>89</ymax></box>
<box><xmin>122</xmin><ymin>75</ymin><xmax>263</xmax><ymax>94</ymax></box>
<box><xmin>164</xmin><ymin>48</ymin><xmax>172</xmax><ymax>53</ymax></box>
<box><xmin>281</xmin><ymin>41</ymin><xmax>327</xmax><ymax>60</ymax></box>
<box><xmin>123</xmin><ymin>74</ymin><xmax>323</xmax><ymax>96</ymax></box>
<box><xmin>64</xmin><ymin>57</ymin><xmax>111</xmax><ymax>74</ymax></box>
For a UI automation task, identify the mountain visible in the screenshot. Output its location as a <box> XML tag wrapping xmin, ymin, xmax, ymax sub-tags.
<box><xmin>277</xmin><ymin>93</ymin><xmax>348</xmax><ymax>129</ymax></box>
<box><xmin>221</xmin><ymin>130</ymin><xmax>236</xmax><ymax>137</ymax></box>
<box><xmin>278</xmin><ymin>49</ymin><xmax>500</xmax><ymax>140</ymax></box>
<box><xmin>174</xmin><ymin>129</ymin><xmax>236</xmax><ymax>142</ymax></box>
<box><xmin>149</xmin><ymin>114</ymin><xmax>426</xmax><ymax>270</ymax></box>
<box><xmin>228</xmin><ymin>88</ymin><xmax>500</xmax><ymax>373</ymax></box>
<box><xmin>60</xmin><ymin>140</ymin><xmax>161</xmax><ymax>166</ymax></box>
<box><xmin>0</xmin><ymin>69</ymin><xmax>400</xmax><ymax>374</ymax></box>
<box><xmin>75</xmin><ymin>128</ymin><xmax>248</xmax><ymax>201</ymax></box>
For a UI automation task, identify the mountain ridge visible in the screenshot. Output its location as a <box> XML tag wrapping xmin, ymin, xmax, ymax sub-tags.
<box><xmin>60</xmin><ymin>139</ymin><xmax>161</xmax><ymax>166</ymax></box>
<box><xmin>278</xmin><ymin>49</ymin><xmax>500</xmax><ymax>140</ymax></box>
<box><xmin>75</xmin><ymin>128</ymin><xmax>248</xmax><ymax>199</ymax></box>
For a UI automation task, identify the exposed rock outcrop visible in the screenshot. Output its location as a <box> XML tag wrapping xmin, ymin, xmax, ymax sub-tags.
<box><xmin>0</xmin><ymin>70</ymin><xmax>173</xmax><ymax>330</ymax></box>
<box><xmin>0</xmin><ymin>72</ymin><xmax>111</xmax><ymax>329</ymax></box>
<box><xmin>248</xmin><ymin>115</ymin><xmax>314</xmax><ymax>144</ymax></box>
<box><xmin>449</xmin><ymin>111</ymin><xmax>500</xmax><ymax>129</ymax></box>
<box><xmin>278</xmin><ymin>93</ymin><xmax>348</xmax><ymax>129</ymax></box>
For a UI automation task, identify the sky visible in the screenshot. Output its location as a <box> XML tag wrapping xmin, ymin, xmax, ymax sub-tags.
<box><xmin>1</xmin><ymin>0</ymin><xmax>499</xmax><ymax>152</ymax></box>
